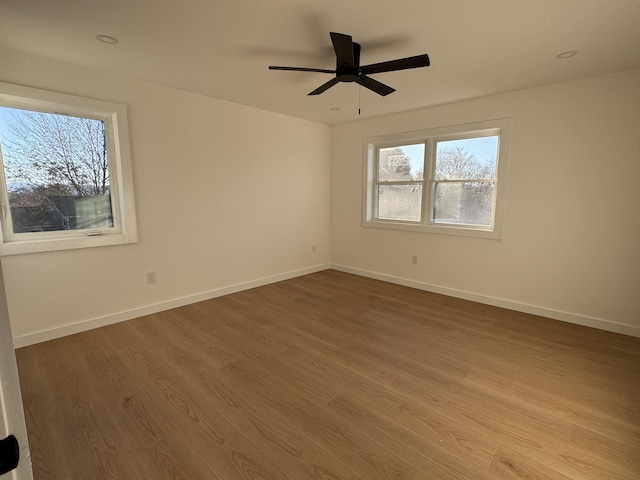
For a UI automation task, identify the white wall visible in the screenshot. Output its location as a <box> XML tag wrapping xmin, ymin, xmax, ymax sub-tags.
<box><xmin>331</xmin><ymin>69</ymin><xmax>640</xmax><ymax>336</ymax></box>
<box><xmin>0</xmin><ymin>48</ymin><xmax>331</xmax><ymax>345</ymax></box>
<box><xmin>2</xmin><ymin>46</ymin><xmax>638</xmax><ymax>343</ymax></box>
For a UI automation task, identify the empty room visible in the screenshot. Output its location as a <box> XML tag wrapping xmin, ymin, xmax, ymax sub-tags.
<box><xmin>0</xmin><ymin>1</ymin><xmax>639</xmax><ymax>479</ymax></box>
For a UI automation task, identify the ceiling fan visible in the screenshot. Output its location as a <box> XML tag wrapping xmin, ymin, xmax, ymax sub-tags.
<box><xmin>269</xmin><ymin>32</ymin><xmax>430</xmax><ymax>96</ymax></box>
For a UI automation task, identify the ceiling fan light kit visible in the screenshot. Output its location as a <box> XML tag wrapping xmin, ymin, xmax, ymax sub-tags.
<box><xmin>269</xmin><ymin>32</ymin><xmax>430</xmax><ymax>96</ymax></box>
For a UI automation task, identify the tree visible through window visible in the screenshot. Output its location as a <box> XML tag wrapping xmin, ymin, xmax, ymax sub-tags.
<box><xmin>432</xmin><ymin>136</ymin><xmax>498</xmax><ymax>226</ymax></box>
<box><xmin>363</xmin><ymin>119</ymin><xmax>510</xmax><ymax>239</ymax></box>
<box><xmin>0</xmin><ymin>82</ymin><xmax>138</xmax><ymax>255</ymax></box>
<box><xmin>0</xmin><ymin>108</ymin><xmax>113</xmax><ymax>233</ymax></box>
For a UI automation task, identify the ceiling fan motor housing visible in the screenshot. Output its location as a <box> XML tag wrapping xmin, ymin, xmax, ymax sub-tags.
<box><xmin>336</xmin><ymin>42</ymin><xmax>361</xmax><ymax>82</ymax></box>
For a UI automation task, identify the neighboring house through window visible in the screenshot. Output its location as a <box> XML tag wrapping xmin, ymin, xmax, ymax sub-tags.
<box><xmin>0</xmin><ymin>82</ymin><xmax>137</xmax><ymax>255</ymax></box>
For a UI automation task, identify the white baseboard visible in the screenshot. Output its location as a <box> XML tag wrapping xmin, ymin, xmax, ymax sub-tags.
<box><xmin>331</xmin><ymin>264</ymin><xmax>640</xmax><ymax>339</ymax></box>
<box><xmin>14</xmin><ymin>262</ymin><xmax>639</xmax><ymax>347</ymax></box>
<box><xmin>13</xmin><ymin>264</ymin><xmax>331</xmax><ymax>348</ymax></box>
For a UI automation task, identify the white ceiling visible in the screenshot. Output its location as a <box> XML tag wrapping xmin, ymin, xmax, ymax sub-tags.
<box><xmin>2</xmin><ymin>0</ymin><xmax>640</xmax><ymax>125</ymax></box>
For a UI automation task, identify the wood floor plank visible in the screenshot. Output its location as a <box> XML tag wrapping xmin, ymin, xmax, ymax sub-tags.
<box><xmin>488</xmin><ymin>446</ymin><xmax>575</xmax><ymax>480</ymax></box>
<box><xmin>568</xmin><ymin>424</ymin><xmax>640</xmax><ymax>476</ymax></box>
<box><xmin>217</xmin><ymin>359</ymin><xmax>419</xmax><ymax>480</ymax></box>
<box><xmin>325</xmin><ymin>393</ymin><xmax>496</xmax><ymax>479</ymax></box>
<box><xmin>503</xmin><ymin>437</ymin><xmax>639</xmax><ymax>480</ymax></box>
<box><xmin>15</xmin><ymin>270</ymin><xmax>640</xmax><ymax>479</ymax></box>
<box><xmin>126</xmin><ymin>308</ymin><xmax>357</xmax><ymax>479</ymax></box>
<box><xmin>220</xmin><ymin>307</ymin><xmax>501</xmax><ymax>471</ymax></box>
<box><xmin>264</xmin><ymin>304</ymin><xmax>573</xmax><ymax>451</ymax></box>
<box><xmin>199</xmin><ymin>428</ymin><xmax>295</xmax><ymax>480</ymax></box>
<box><xmin>464</xmin><ymin>366</ymin><xmax>640</xmax><ymax>444</ymax></box>
<box><xmin>98</xmin><ymin>324</ymin><xmax>236</xmax><ymax>453</ymax></box>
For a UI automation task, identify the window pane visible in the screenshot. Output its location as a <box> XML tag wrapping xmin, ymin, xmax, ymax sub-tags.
<box><xmin>432</xmin><ymin>182</ymin><xmax>494</xmax><ymax>226</ymax></box>
<box><xmin>378</xmin><ymin>144</ymin><xmax>424</xmax><ymax>182</ymax></box>
<box><xmin>377</xmin><ymin>184</ymin><xmax>422</xmax><ymax>221</ymax></box>
<box><xmin>0</xmin><ymin>107</ymin><xmax>113</xmax><ymax>233</ymax></box>
<box><xmin>435</xmin><ymin>136</ymin><xmax>498</xmax><ymax>180</ymax></box>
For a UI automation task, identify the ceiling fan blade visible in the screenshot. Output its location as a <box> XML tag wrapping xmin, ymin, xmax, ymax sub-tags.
<box><xmin>360</xmin><ymin>53</ymin><xmax>430</xmax><ymax>75</ymax></box>
<box><xmin>269</xmin><ymin>66</ymin><xmax>335</xmax><ymax>74</ymax></box>
<box><xmin>330</xmin><ymin>32</ymin><xmax>355</xmax><ymax>69</ymax></box>
<box><xmin>356</xmin><ymin>75</ymin><xmax>396</xmax><ymax>96</ymax></box>
<box><xmin>308</xmin><ymin>78</ymin><xmax>340</xmax><ymax>96</ymax></box>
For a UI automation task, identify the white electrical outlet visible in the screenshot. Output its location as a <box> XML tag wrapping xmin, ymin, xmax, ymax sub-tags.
<box><xmin>146</xmin><ymin>271</ymin><xmax>156</xmax><ymax>284</ymax></box>
<box><xmin>411</xmin><ymin>255</ymin><xmax>418</xmax><ymax>265</ymax></box>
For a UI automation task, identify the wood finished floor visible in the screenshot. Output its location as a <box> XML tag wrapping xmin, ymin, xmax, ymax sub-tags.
<box><xmin>15</xmin><ymin>270</ymin><xmax>640</xmax><ymax>480</ymax></box>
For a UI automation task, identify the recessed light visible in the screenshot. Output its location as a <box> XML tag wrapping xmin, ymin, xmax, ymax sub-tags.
<box><xmin>556</xmin><ymin>50</ymin><xmax>578</xmax><ymax>59</ymax></box>
<box><xmin>330</xmin><ymin>107</ymin><xmax>341</xmax><ymax>111</ymax></box>
<box><xmin>96</xmin><ymin>34</ymin><xmax>118</xmax><ymax>45</ymax></box>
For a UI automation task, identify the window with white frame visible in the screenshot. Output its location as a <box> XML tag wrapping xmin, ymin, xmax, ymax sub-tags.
<box><xmin>0</xmin><ymin>82</ymin><xmax>138</xmax><ymax>255</ymax></box>
<box><xmin>363</xmin><ymin>119</ymin><xmax>510</xmax><ymax>238</ymax></box>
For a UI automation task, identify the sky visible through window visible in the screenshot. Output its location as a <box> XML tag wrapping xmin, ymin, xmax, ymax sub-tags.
<box><xmin>0</xmin><ymin>106</ymin><xmax>26</xmax><ymax>140</ymax></box>
<box><xmin>0</xmin><ymin>107</ymin><xmax>42</xmax><ymax>184</ymax></box>
<box><xmin>0</xmin><ymin>108</ymin><xmax>16</xmax><ymax>146</ymax></box>
<box><xmin>0</xmin><ymin>107</ymin><xmax>33</xmax><ymax>187</ymax></box>
<box><xmin>0</xmin><ymin>106</ymin><xmax>106</xmax><ymax>187</ymax></box>
<box><xmin>401</xmin><ymin>136</ymin><xmax>498</xmax><ymax>174</ymax></box>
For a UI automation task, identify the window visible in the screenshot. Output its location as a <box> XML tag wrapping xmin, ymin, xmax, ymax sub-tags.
<box><xmin>363</xmin><ymin>119</ymin><xmax>510</xmax><ymax>238</ymax></box>
<box><xmin>0</xmin><ymin>82</ymin><xmax>138</xmax><ymax>255</ymax></box>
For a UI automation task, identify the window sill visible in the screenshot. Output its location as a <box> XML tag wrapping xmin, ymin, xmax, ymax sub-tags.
<box><xmin>362</xmin><ymin>219</ymin><xmax>502</xmax><ymax>240</ymax></box>
<box><xmin>0</xmin><ymin>231</ymin><xmax>138</xmax><ymax>256</ymax></box>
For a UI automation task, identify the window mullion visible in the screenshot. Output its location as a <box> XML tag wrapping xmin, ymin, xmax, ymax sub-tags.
<box><xmin>377</xmin><ymin>180</ymin><xmax>422</xmax><ymax>186</ymax></box>
<box><xmin>433</xmin><ymin>178</ymin><xmax>496</xmax><ymax>184</ymax></box>
<box><xmin>424</xmin><ymin>138</ymin><xmax>436</xmax><ymax>225</ymax></box>
<box><xmin>372</xmin><ymin>146</ymin><xmax>381</xmax><ymax>219</ymax></box>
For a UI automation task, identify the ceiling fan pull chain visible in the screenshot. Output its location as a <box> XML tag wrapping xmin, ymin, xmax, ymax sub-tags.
<box><xmin>358</xmin><ymin>84</ymin><xmax>361</xmax><ymax>115</ymax></box>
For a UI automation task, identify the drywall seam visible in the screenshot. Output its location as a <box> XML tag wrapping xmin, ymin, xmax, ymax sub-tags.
<box><xmin>331</xmin><ymin>264</ymin><xmax>640</xmax><ymax>338</ymax></box>
<box><xmin>13</xmin><ymin>264</ymin><xmax>331</xmax><ymax>348</ymax></box>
